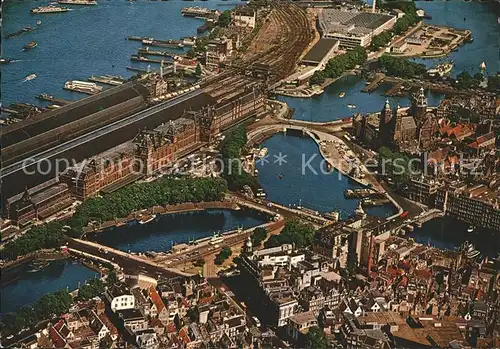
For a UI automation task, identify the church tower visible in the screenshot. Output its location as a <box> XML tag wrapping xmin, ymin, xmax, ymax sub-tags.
<box><xmin>411</xmin><ymin>87</ymin><xmax>428</xmax><ymax>123</ymax></box>
<box><xmin>378</xmin><ymin>100</ymin><xmax>393</xmax><ymax>148</ymax></box>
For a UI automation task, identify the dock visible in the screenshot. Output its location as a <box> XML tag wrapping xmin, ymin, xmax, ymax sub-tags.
<box><xmin>362</xmin><ymin>73</ymin><xmax>384</xmax><ymax>93</ymax></box>
<box><xmin>130</xmin><ymin>55</ymin><xmax>169</xmax><ymax>64</ymax></box>
<box><xmin>88</xmin><ymin>75</ymin><xmax>125</xmax><ymax>86</ymax></box>
<box><xmin>126</xmin><ymin>66</ymin><xmax>150</xmax><ymax>73</ymax></box>
<box><xmin>385</xmin><ymin>82</ymin><xmax>407</xmax><ymax>97</ymax></box>
<box><xmin>138</xmin><ymin>48</ymin><xmax>181</xmax><ymax>59</ymax></box>
<box><xmin>63</xmin><ymin>86</ymin><xmax>99</xmax><ymax>96</ymax></box>
<box><xmin>36</xmin><ymin>93</ymin><xmax>73</xmax><ymax>106</ymax></box>
<box><xmin>128</xmin><ymin>36</ymin><xmax>184</xmax><ymax>48</ymax></box>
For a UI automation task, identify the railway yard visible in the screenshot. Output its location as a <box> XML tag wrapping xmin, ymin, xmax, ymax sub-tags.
<box><xmin>239</xmin><ymin>3</ymin><xmax>314</xmax><ymax>82</ymax></box>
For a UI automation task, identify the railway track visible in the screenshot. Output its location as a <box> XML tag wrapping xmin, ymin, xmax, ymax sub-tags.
<box><xmin>242</xmin><ymin>4</ymin><xmax>313</xmax><ymax>82</ymax></box>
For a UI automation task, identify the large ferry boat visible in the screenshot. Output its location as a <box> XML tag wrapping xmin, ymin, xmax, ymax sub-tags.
<box><xmin>64</xmin><ymin>80</ymin><xmax>102</xmax><ymax>95</ymax></box>
<box><xmin>427</xmin><ymin>61</ymin><xmax>454</xmax><ymax>78</ymax></box>
<box><xmin>57</xmin><ymin>0</ymin><xmax>97</xmax><ymax>5</ymax></box>
<box><xmin>31</xmin><ymin>5</ymin><xmax>69</xmax><ymax>14</ymax></box>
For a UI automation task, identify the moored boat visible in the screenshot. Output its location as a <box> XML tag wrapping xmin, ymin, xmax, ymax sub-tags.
<box><xmin>138</xmin><ymin>214</ymin><xmax>157</xmax><ymax>225</ymax></box>
<box><xmin>57</xmin><ymin>0</ymin><xmax>97</xmax><ymax>5</ymax></box>
<box><xmin>31</xmin><ymin>5</ymin><xmax>69</xmax><ymax>14</ymax></box>
<box><xmin>0</xmin><ymin>58</ymin><xmax>11</xmax><ymax>64</ymax></box>
<box><xmin>257</xmin><ymin>147</ymin><xmax>268</xmax><ymax>158</ymax></box>
<box><xmin>23</xmin><ymin>41</ymin><xmax>38</xmax><ymax>51</ymax></box>
<box><xmin>64</xmin><ymin>80</ymin><xmax>102</xmax><ymax>95</ymax></box>
<box><xmin>339</xmin><ymin>91</ymin><xmax>345</xmax><ymax>98</ymax></box>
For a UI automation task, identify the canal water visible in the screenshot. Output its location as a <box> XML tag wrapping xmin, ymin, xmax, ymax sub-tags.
<box><xmin>1</xmin><ymin>259</ymin><xmax>97</xmax><ymax>314</ymax></box>
<box><xmin>88</xmin><ymin>209</ymin><xmax>268</xmax><ymax>253</ymax></box>
<box><xmin>407</xmin><ymin>216</ymin><xmax>500</xmax><ymax>258</ymax></box>
<box><xmin>256</xmin><ymin>132</ymin><xmax>397</xmax><ymax>218</ymax></box>
<box><xmin>2</xmin><ymin>0</ymin><xmax>237</xmax><ymax>106</ymax></box>
<box><xmin>279</xmin><ymin>75</ymin><xmax>445</xmax><ymax>122</ymax></box>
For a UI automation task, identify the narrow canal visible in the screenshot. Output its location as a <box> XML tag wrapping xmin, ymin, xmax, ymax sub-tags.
<box><xmin>87</xmin><ymin>209</ymin><xmax>268</xmax><ymax>253</ymax></box>
<box><xmin>1</xmin><ymin>260</ymin><xmax>97</xmax><ymax>314</ymax></box>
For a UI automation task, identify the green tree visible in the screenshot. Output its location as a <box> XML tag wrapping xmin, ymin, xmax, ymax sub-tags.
<box><xmin>3</xmin><ymin>221</ymin><xmax>66</xmax><ymax>260</ymax></box>
<box><xmin>251</xmin><ymin>227</ymin><xmax>268</xmax><ymax>247</ymax></box>
<box><xmin>486</xmin><ymin>74</ymin><xmax>500</xmax><ymax>92</ymax></box>
<box><xmin>309</xmin><ymin>70</ymin><xmax>325</xmax><ymax>85</ymax></box>
<box><xmin>379</xmin><ymin>55</ymin><xmax>426</xmax><ymax>78</ymax></box>
<box><xmin>220</xmin><ymin>126</ymin><xmax>256</xmax><ymax>191</ymax></box>
<box><xmin>77</xmin><ymin>279</ymin><xmax>105</xmax><ymax>301</ymax></box>
<box><xmin>303</xmin><ymin>326</ymin><xmax>327</xmax><ymax>349</ymax></box>
<box><xmin>456</xmin><ymin>71</ymin><xmax>480</xmax><ymax>89</ymax></box>
<box><xmin>264</xmin><ymin>219</ymin><xmax>315</xmax><ymax>248</ymax></box>
<box><xmin>370</xmin><ymin>31</ymin><xmax>392</xmax><ymax>51</ymax></box>
<box><xmin>195</xmin><ymin>63</ymin><xmax>202</xmax><ymax>76</ymax></box>
<box><xmin>215</xmin><ymin>247</ymin><xmax>232</xmax><ymax>265</ymax></box>
<box><xmin>218</xmin><ymin>10</ymin><xmax>232</xmax><ymax>28</ymax></box>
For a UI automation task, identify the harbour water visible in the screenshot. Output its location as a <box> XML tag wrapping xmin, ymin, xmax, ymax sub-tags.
<box><xmin>88</xmin><ymin>209</ymin><xmax>268</xmax><ymax>253</ymax></box>
<box><xmin>256</xmin><ymin>132</ymin><xmax>397</xmax><ymax>218</ymax></box>
<box><xmin>408</xmin><ymin>216</ymin><xmax>500</xmax><ymax>258</ymax></box>
<box><xmin>279</xmin><ymin>75</ymin><xmax>444</xmax><ymax>122</ymax></box>
<box><xmin>414</xmin><ymin>0</ymin><xmax>500</xmax><ymax>75</ymax></box>
<box><xmin>1</xmin><ymin>259</ymin><xmax>97</xmax><ymax>314</ymax></box>
<box><xmin>2</xmin><ymin>0</ymin><xmax>236</xmax><ymax>106</ymax></box>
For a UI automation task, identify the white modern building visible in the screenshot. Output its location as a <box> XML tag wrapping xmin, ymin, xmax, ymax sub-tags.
<box><xmin>318</xmin><ymin>9</ymin><xmax>396</xmax><ymax>49</ymax></box>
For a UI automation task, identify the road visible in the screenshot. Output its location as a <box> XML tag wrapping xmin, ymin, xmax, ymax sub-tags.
<box><xmin>67</xmin><ymin>238</ymin><xmax>184</xmax><ymax>278</ymax></box>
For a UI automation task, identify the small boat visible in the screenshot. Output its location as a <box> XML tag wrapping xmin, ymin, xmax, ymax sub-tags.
<box><xmin>27</xmin><ymin>260</ymin><xmax>50</xmax><ymax>273</ymax></box>
<box><xmin>23</xmin><ymin>41</ymin><xmax>38</xmax><ymax>51</ymax></box>
<box><xmin>467</xmin><ymin>225</ymin><xmax>474</xmax><ymax>233</ymax></box>
<box><xmin>0</xmin><ymin>58</ymin><xmax>10</xmax><ymax>64</ymax></box>
<box><xmin>138</xmin><ymin>214</ymin><xmax>157</xmax><ymax>224</ymax></box>
<box><xmin>24</xmin><ymin>73</ymin><xmax>37</xmax><ymax>82</ymax></box>
<box><xmin>257</xmin><ymin>147</ymin><xmax>268</xmax><ymax>158</ymax></box>
<box><xmin>277</xmin><ymin>173</ymin><xmax>284</xmax><ymax>180</ymax></box>
<box><xmin>347</xmin><ymin>104</ymin><xmax>356</xmax><ymax>109</ymax></box>
<box><xmin>338</xmin><ymin>92</ymin><xmax>345</xmax><ymax>98</ymax></box>
<box><xmin>36</xmin><ymin>20</ymin><xmax>42</xmax><ymax>25</ymax></box>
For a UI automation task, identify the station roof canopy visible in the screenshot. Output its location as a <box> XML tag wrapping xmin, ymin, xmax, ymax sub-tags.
<box><xmin>302</xmin><ymin>39</ymin><xmax>339</xmax><ymax>65</ymax></box>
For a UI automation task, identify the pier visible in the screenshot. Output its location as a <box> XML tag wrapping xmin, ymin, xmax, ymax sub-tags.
<box><xmin>130</xmin><ymin>55</ymin><xmax>170</xmax><ymax>64</ymax></box>
<box><xmin>88</xmin><ymin>75</ymin><xmax>125</xmax><ymax>86</ymax></box>
<box><xmin>35</xmin><ymin>93</ymin><xmax>73</xmax><ymax>106</ymax></box>
<box><xmin>128</xmin><ymin>36</ymin><xmax>184</xmax><ymax>48</ymax></box>
<box><xmin>362</xmin><ymin>73</ymin><xmax>385</xmax><ymax>93</ymax></box>
<box><xmin>126</xmin><ymin>66</ymin><xmax>150</xmax><ymax>73</ymax></box>
<box><xmin>138</xmin><ymin>48</ymin><xmax>184</xmax><ymax>59</ymax></box>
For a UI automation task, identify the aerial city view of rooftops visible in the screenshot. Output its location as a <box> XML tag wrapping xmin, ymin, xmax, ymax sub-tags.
<box><xmin>1</xmin><ymin>0</ymin><xmax>500</xmax><ymax>347</ymax></box>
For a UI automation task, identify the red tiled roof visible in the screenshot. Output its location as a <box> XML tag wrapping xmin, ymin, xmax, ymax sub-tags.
<box><xmin>178</xmin><ymin>326</ymin><xmax>191</xmax><ymax>344</ymax></box>
<box><xmin>49</xmin><ymin>322</ymin><xmax>67</xmax><ymax>348</ymax></box>
<box><xmin>166</xmin><ymin>322</ymin><xmax>177</xmax><ymax>334</ymax></box>
<box><xmin>99</xmin><ymin>313</ymin><xmax>118</xmax><ymax>335</ymax></box>
<box><xmin>414</xmin><ymin>268</ymin><xmax>432</xmax><ymax>279</ymax></box>
<box><xmin>150</xmin><ymin>286</ymin><xmax>166</xmax><ymax>314</ymax></box>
